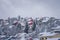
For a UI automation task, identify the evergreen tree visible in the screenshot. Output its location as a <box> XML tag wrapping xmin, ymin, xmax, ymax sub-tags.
<box><xmin>24</xmin><ymin>22</ymin><xmax>29</xmax><ymax>33</ymax></box>
<box><xmin>32</xmin><ymin>21</ymin><xmax>36</xmax><ymax>31</ymax></box>
<box><xmin>17</xmin><ymin>23</ymin><xmax>21</xmax><ymax>33</ymax></box>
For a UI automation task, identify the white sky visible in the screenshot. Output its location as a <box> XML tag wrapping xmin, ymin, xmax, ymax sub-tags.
<box><xmin>0</xmin><ymin>0</ymin><xmax>60</xmax><ymax>19</ymax></box>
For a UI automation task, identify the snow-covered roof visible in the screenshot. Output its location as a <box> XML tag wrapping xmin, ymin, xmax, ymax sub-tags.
<box><xmin>53</xmin><ymin>30</ymin><xmax>60</xmax><ymax>32</ymax></box>
<box><xmin>20</xmin><ymin>22</ymin><xmax>25</xmax><ymax>26</ymax></box>
<box><xmin>39</xmin><ymin>32</ymin><xmax>57</xmax><ymax>37</ymax></box>
<box><xmin>0</xmin><ymin>35</ymin><xmax>6</xmax><ymax>38</ymax></box>
<box><xmin>4</xmin><ymin>22</ymin><xmax>9</xmax><ymax>25</ymax></box>
<box><xmin>56</xmin><ymin>26</ymin><xmax>60</xmax><ymax>29</ymax></box>
<box><xmin>9</xmin><ymin>25</ymin><xmax>13</xmax><ymax>28</ymax></box>
<box><xmin>51</xmin><ymin>26</ymin><xmax>60</xmax><ymax>30</ymax></box>
<box><xmin>42</xmin><ymin>17</ymin><xmax>49</xmax><ymax>22</ymax></box>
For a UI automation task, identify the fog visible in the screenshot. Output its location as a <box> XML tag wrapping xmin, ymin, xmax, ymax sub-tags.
<box><xmin>0</xmin><ymin>0</ymin><xmax>60</xmax><ymax>19</ymax></box>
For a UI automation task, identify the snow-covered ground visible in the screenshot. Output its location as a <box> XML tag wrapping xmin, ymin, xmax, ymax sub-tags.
<box><xmin>47</xmin><ymin>38</ymin><xmax>60</xmax><ymax>40</ymax></box>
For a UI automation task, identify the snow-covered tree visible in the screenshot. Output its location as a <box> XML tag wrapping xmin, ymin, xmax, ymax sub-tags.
<box><xmin>24</xmin><ymin>22</ymin><xmax>29</xmax><ymax>33</ymax></box>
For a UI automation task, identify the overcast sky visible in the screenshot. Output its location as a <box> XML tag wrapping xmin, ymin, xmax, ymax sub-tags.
<box><xmin>0</xmin><ymin>0</ymin><xmax>60</xmax><ymax>19</ymax></box>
